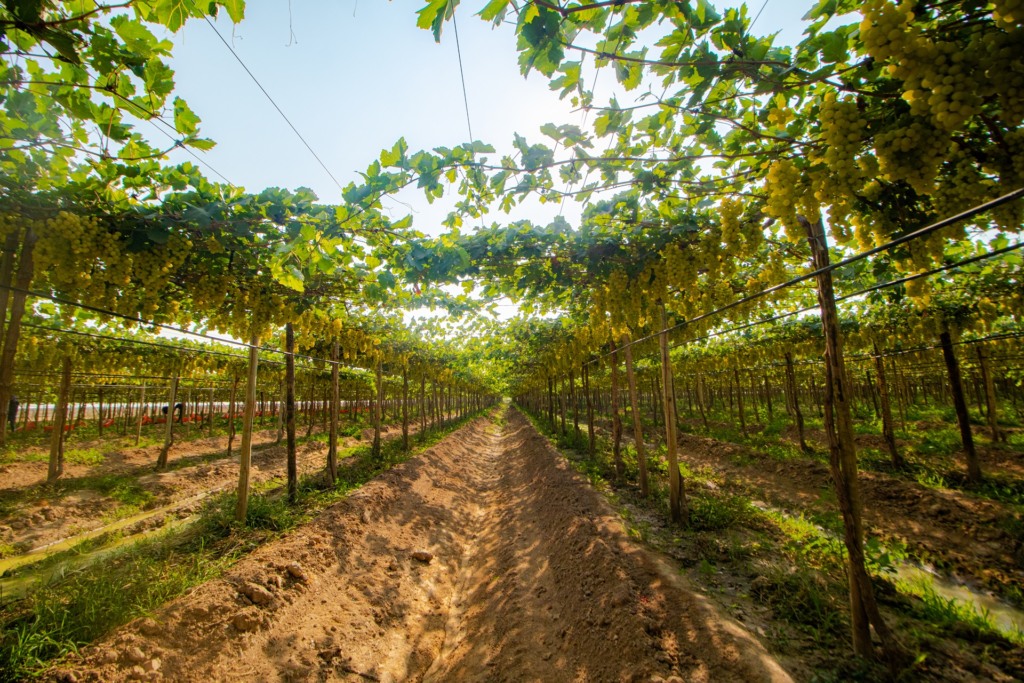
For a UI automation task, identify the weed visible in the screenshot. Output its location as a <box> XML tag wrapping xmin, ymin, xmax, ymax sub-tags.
<box><xmin>690</xmin><ymin>493</ymin><xmax>754</xmax><ymax>532</ymax></box>
<box><xmin>753</xmin><ymin>569</ymin><xmax>846</xmax><ymax>644</ymax></box>
<box><xmin>915</xmin><ymin>469</ymin><xmax>948</xmax><ymax>490</ymax></box>
<box><xmin>914</xmin><ymin>428</ymin><xmax>961</xmax><ymax>457</ymax></box>
<box><xmin>63</xmin><ymin>448</ymin><xmax>105</xmax><ymax>466</ymax></box>
<box><xmin>897</xmin><ymin>575</ymin><xmax>1024</xmax><ymax>646</ymax></box>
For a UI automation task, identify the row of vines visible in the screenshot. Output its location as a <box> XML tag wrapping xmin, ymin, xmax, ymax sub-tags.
<box><xmin>0</xmin><ymin>0</ymin><xmax>1022</xmax><ymax>677</ymax></box>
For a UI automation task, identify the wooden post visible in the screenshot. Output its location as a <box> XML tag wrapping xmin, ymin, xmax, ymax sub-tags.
<box><xmin>583</xmin><ymin>361</ymin><xmax>595</xmax><ymax>458</ymax></box>
<box><xmin>734</xmin><ymin>368</ymin><xmax>746</xmax><ymax>435</ymax></box>
<box><xmin>328</xmin><ymin>339</ymin><xmax>340</xmax><ymax>485</ymax></box>
<box><xmin>623</xmin><ymin>334</ymin><xmax>648</xmax><ymax>497</ymax></box>
<box><xmin>658</xmin><ymin>303</ymin><xmax>687</xmax><ymax>525</ymax></box>
<box><xmin>609</xmin><ymin>342</ymin><xmax>624</xmax><ymax>480</ymax></box>
<box><xmin>372</xmin><ymin>357</ymin><xmax>383</xmax><ymax>458</ymax></box>
<box><xmin>873</xmin><ymin>343</ymin><xmax>902</xmax><ymax>468</ymax></box>
<box><xmin>156</xmin><ymin>371</ymin><xmax>178</xmax><ymax>470</ymax></box>
<box><xmin>285</xmin><ymin>323</ymin><xmax>298</xmax><ymax>504</ymax></box>
<box><xmin>977</xmin><ymin>345</ymin><xmax>1002</xmax><ymax>443</ymax></box>
<box><xmin>0</xmin><ymin>228</ymin><xmax>37</xmax><ymax>446</ymax></box>
<box><xmin>419</xmin><ymin>372</ymin><xmax>427</xmax><ymax>441</ymax></box>
<box><xmin>803</xmin><ymin>215</ymin><xmax>899</xmax><ymax>662</ymax></box>
<box><xmin>402</xmin><ymin>365</ymin><xmax>410</xmax><ymax>451</ymax></box>
<box><xmin>235</xmin><ymin>333</ymin><xmax>260</xmax><ymax>522</ymax></box>
<box><xmin>227</xmin><ymin>376</ymin><xmax>239</xmax><ymax>456</ymax></box>
<box><xmin>940</xmin><ymin>327</ymin><xmax>982</xmax><ymax>482</ymax></box>
<box><xmin>47</xmin><ymin>356</ymin><xmax>72</xmax><ymax>484</ymax></box>
<box><xmin>97</xmin><ymin>387</ymin><xmax>105</xmax><ymax>437</ymax></box>
<box><xmin>134</xmin><ymin>384</ymin><xmax>146</xmax><ymax>445</ymax></box>
<box><xmin>784</xmin><ymin>352</ymin><xmax>808</xmax><ymax>452</ymax></box>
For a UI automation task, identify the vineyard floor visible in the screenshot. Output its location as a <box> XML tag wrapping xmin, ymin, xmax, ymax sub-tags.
<box><xmin>0</xmin><ymin>420</ymin><xmax>419</xmax><ymax>557</ymax></box>
<box><xmin>676</xmin><ymin>430</ymin><xmax>1024</xmax><ymax>597</ymax></box>
<box><xmin>50</xmin><ymin>408</ymin><xmax>790</xmax><ymax>683</ymax></box>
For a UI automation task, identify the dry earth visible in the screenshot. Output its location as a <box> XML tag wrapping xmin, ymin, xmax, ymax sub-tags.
<box><xmin>0</xmin><ymin>422</ymin><xmax>419</xmax><ymax>552</ymax></box>
<box><xmin>51</xmin><ymin>408</ymin><xmax>790</xmax><ymax>683</ymax></box>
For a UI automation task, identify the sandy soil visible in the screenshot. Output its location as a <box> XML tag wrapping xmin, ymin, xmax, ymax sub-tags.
<box><xmin>0</xmin><ymin>422</ymin><xmax>420</xmax><ymax>553</ymax></box>
<box><xmin>52</xmin><ymin>409</ymin><xmax>790</xmax><ymax>683</ymax></box>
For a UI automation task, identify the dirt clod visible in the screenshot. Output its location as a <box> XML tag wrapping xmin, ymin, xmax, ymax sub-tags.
<box><xmin>411</xmin><ymin>550</ymin><xmax>433</xmax><ymax>563</ymax></box>
<box><xmin>285</xmin><ymin>562</ymin><xmax>309</xmax><ymax>582</ymax></box>
<box><xmin>137</xmin><ymin>618</ymin><xmax>161</xmax><ymax>637</ymax></box>
<box><xmin>123</xmin><ymin>646</ymin><xmax>147</xmax><ymax>664</ymax></box>
<box><xmin>239</xmin><ymin>581</ymin><xmax>274</xmax><ymax>606</ymax></box>
<box><xmin>231</xmin><ymin>611</ymin><xmax>262</xmax><ymax>632</ymax></box>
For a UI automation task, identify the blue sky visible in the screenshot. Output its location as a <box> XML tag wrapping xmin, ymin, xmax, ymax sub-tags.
<box><xmin>162</xmin><ymin>1</ymin><xmax>815</xmax><ymax>236</ymax></box>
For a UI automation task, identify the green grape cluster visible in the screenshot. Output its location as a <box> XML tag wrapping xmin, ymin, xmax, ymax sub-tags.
<box><xmin>862</xmin><ymin>1</ymin><xmax>1024</xmax><ymax>135</ymax></box>
<box><xmin>815</xmin><ymin>94</ymin><xmax>867</xmax><ymax>184</ymax></box>
<box><xmin>931</xmin><ymin>146</ymin><xmax>997</xmax><ymax>228</ymax></box>
<box><xmin>764</xmin><ymin>159</ymin><xmax>816</xmax><ymax>242</ymax></box>
<box><xmin>766</xmin><ymin>106</ymin><xmax>793</xmax><ymax>129</ymax></box>
<box><xmin>661</xmin><ymin>242</ymin><xmax>696</xmax><ymax>293</ymax></box>
<box><xmin>993</xmin><ymin>0</ymin><xmax>1023</xmax><ymax>28</ymax></box>
<box><xmin>874</xmin><ymin>120</ymin><xmax>946</xmax><ymax>194</ymax></box>
<box><xmin>718</xmin><ymin>197</ymin><xmax>743</xmax><ymax>252</ymax></box>
<box><xmin>978</xmin><ymin>30</ymin><xmax>1024</xmax><ymax>126</ymax></box>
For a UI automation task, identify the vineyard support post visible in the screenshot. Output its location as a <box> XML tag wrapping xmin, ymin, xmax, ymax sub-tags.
<box><xmin>235</xmin><ymin>333</ymin><xmax>260</xmax><ymax>522</ymax></box>
<box><xmin>47</xmin><ymin>356</ymin><xmax>72</xmax><ymax>484</ymax></box>
<box><xmin>285</xmin><ymin>323</ymin><xmax>298</xmax><ymax>504</ymax></box>
<box><xmin>419</xmin><ymin>372</ymin><xmax>427</xmax><ymax>441</ymax></box>
<box><xmin>609</xmin><ymin>342</ymin><xmax>624</xmax><ymax>480</ymax></box>
<box><xmin>583</xmin><ymin>361</ymin><xmax>595</xmax><ymax>459</ymax></box>
<box><xmin>276</xmin><ymin>374</ymin><xmax>285</xmax><ymax>444</ymax></box>
<box><xmin>873</xmin><ymin>343</ymin><xmax>902</xmax><ymax>468</ymax></box>
<box><xmin>328</xmin><ymin>339</ymin><xmax>339</xmax><ymax>485</ymax></box>
<box><xmin>977</xmin><ymin>345</ymin><xmax>1002</xmax><ymax>443</ymax></box>
<box><xmin>97</xmin><ymin>387</ymin><xmax>104</xmax><ymax>437</ymax></box>
<box><xmin>135</xmin><ymin>384</ymin><xmax>146</xmax><ymax>446</ymax></box>
<box><xmin>804</xmin><ymin>215</ymin><xmax>901</xmax><ymax>663</ymax></box>
<box><xmin>558</xmin><ymin>374</ymin><xmax>567</xmax><ymax>436</ymax></box>
<box><xmin>402</xmin><ymin>364</ymin><xmax>410</xmax><ymax>451</ymax></box>
<box><xmin>784</xmin><ymin>352</ymin><xmax>808</xmax><ymax>452</ymax></box>
<box><xmin>227</xmin><ymin>376</ymin><xmax>239</xmax><ymax>457</ymax></box>
<box><xmin>0</xmin><ymin>231</ymin><xmax>19</xmax><ymax>343</ymax></box>
<box><xmin>734</xmin><ymin>368</ymin><xmax>746</xmax><ymax>435</ymax></box>
<box><xmin>570</xmin><ymin>366</ymin><xmax>579</xmax><ymax>436</ymax></box>
<box><xmin>156</xmin><ymin>371</ymin><xmax>179</xmax><ymax>470</ymax></box>
<box><xmin>622</xmin><ymin>333</ymin><xmax>648</xmax><ymax>497</ymax></box>
<box><xmin>658</xmin><ymin>303</ymin><xmax>687</xmax><ymax>525</ymax></box>
<box><xmin>372</xmin><ymin>357</ymin><xmax>383</xmax><ymax>459</ymax></box>
<box><xmin>939</xmin><ymin>326</ymin><xmax>982</xmax><ymax>482</ymax></box>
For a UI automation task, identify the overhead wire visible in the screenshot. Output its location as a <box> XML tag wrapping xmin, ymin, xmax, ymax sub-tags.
<box><xmin>668</xmin><ymin>239</ymin><xmax>1024</xmax><ymax>351</ymax></box>
<box><xmin>585</xmin><ymin>186</ymin><xmax>1024</xmax><ymax>365</ymax></box>
<box><xmin>20</xmin><ymin>320</ymin><xmax>288</xmax><ymax>366</ymax></box>
<box><xmin>675</xmin><ymin>331</ymin><xmax>1024</xmax><ymax>376</ymax></box>
<box><xmin>189</xmin><ymin>0</ymin><xmax>347</xmax><ymax>197</ymax></box>
<box><xmin>0</xmin><ymin>284</ymin><xmax>342</xmax><ymax>366</ymax></box>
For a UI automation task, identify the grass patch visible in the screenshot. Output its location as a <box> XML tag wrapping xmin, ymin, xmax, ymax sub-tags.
<box><xmin>896</xmin><ymin>574</ymin><xmax>1024</xmax><ymax>647</ymax></box>
<box><xmin>62</xmin><ymin>448</ymin><xmax>105</xmax><ymax>467</ymax></box>
<box><xmin>689</xmin><ymin>492</ymin><xmax>754</xmax><ymax>531</ymax></box>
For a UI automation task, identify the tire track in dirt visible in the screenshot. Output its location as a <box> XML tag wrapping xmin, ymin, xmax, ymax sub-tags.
<box><xmin>54</xmin><ymin>409</ymin><xmax>790</xmax><ymax>682</ymax></box>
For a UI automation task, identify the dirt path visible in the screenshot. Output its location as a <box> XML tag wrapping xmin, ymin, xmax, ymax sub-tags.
<box><xmin>53</xmin><ymin>408</ymin><xmax>790</xmax><ymax>683</ymax></box>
